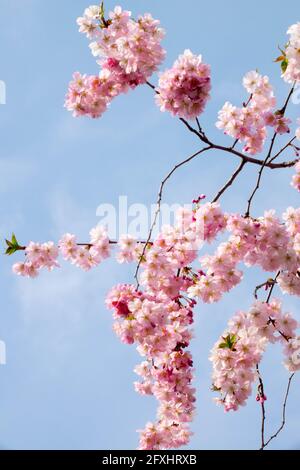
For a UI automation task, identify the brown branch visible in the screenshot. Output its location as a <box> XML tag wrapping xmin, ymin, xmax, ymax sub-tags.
<box><xmin>133</xmin><ymin>145</ymin><xmax>211</xmax><ymax>287</ymax></box>
<box><xmin>245</xmin><ymin>132</ymin><xmax>278</xmax><ymax>217</ymax></box>
<box><xmin>268</xmin><ymin>318</ymin><xmax>292</xmax><ymax>343</ymax></box>
<box><xmin>145</xmin><ymin>80</ymin><xmax>298</xmax><ymax>170</ymax></box>
<box><xmin>212</xmin><ymin>159</ymin><xmax>246</xmax><ymax>203</ymax></box>
<box><xmin>268</xmin><ymin>136</ymin><xmax>296</xmax><ymax>165</ymax></box>
<box><xmin>77</xmin><ymin>241</ymin><xmax>118</xmax><ymax>247</ymax></box>
<box><xmin>16</xmin><ymin>240</ymin><xmax>151</xmax><ymax>253</ymax></box>
<box><xmin>261</xmin><ymin>373</ymin><xmax>295</xmax><ymax>450</ymax></box>
<box><xmin>255</xmin><ymin>271</ymin><xmax>279</xmax><ymax>450</ymax></box>
<box><xmin>279</xmin><ymin>82</ymin><xmax>296</xmax><ymax>115</ymax></box>
<box><xmin>266</xmin><ymin>271</ymin><xmax>280</xmax><ymax>303</ymax></box>
<box><xmin>254</xmin><ymin>277</ymin><xmax>276</xmax><ymax>300</ymax></box>
<box><xmin>256</xmin><ymin>364</ymin><xmax>266</xmax><ymax>449</ymax></box>
<box><xmin>253</xmin><ymin>271</ymin><xmax>294</xmax><ymax>450</ymax></box>
<box><xmin>179</xmin><ymin>117</ymin><xmax>209</xmax><ymax>142</ymax></box>
<box><xmin>205</xmin><ymin>142</ymin><xmax>297</xmax><ymax>169</ymax></box>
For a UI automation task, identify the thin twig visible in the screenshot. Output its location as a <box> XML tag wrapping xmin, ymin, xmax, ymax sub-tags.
<box><xmin>261</xmin><ymin>373</ymin><xmax>295</xmax><ymax>450</ymax></box>
<box><xmin>268</xmin><ymin>136</ymin><xmax>296</xmax><ymax>165</ymax></box>
<box><xmin>265</xmin><ymin>271</ymin><xmax>280</xmax><ymax>303</ymax></box>
<box><xmin>254</xmin><ymin>278</ymin><xmax>276</xmax><ymax>300</ymax></box>
<box><xmin>212</xmin><ymin>159</ymin><xmax>246</xmax><ymax>202</ymax></box>
<box><xmin>245</xmin><ymin>132</ymin><xmax>278</xmax><ymax>217</ymax></box>
<box><xmin>134</xmin><ymin>146</ymin><xmax>211</xmax><ymax>287</ymax></box>
<box><xmin>279</xmin><ymin>83</ymin><xmax>296</xmax><ymax>115</ymax></box>
<box><xmin>256</xmin><ymin>364</ymin><xmax>266</xmax><ymax>449</ymax></box>
<box><xmin>254</xmin><ymin>270</ymin><xmax>294</xmax><ymax>450</ymax></box>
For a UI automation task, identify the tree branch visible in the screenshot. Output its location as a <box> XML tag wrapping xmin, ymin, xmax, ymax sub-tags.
<box><xmin>146</xmin><ymin>81</ymin><xmax>298</xmax><ymax>170</ymax></box>
<box><xmin>256</xmin><ymin>364</ymin><xmax>266</xmax><ymax>449</ymax></box>
<box><xmin>134</xmin><ymin>145</ymin><xmax>211</xmax><ymax>287</ymax></box>
<box><xmin>261</xmin><ymin>373</ymin><xmax>295</xmax><ymax>450</ymax></box>
<box><xmin>212</xmin><ymin>159</ymin><xmax>246</xmax><ymax>202</ymax></box>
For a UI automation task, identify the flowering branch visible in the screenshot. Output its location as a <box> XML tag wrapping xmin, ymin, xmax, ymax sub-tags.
<box><xmin>146</xmin><ymin>81</ymin><xmax>298</xmax><ymax>170</ymax></box>
<box><xmin>252</xmin><ymin>269</ymin><xmax>296</xmax><ymax>449</ymax></box>
<box><xmin>5</xmin><ymin>3</ymin><xmax>300</xmax><ymax>451</ymax></box>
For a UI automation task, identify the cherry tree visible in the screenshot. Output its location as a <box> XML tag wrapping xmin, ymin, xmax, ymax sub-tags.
<box><xmin>6</xmin><ymin>4</ymin><xmax>300</xmax><ymax>450</ymax></box>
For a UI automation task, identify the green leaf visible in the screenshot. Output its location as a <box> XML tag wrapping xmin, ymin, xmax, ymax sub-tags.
<box><xmin>100</xmin><ymin>1</ymin><xmax>105</xmax><ymax>17</ymax></box>
<box><xmin>11</xmin><ymin>233</ymin><xmax>18</xmax><ymax>245</ymax></box>
<box><xmin>5</xmin><ymin>246</ymin><xmax>18</xmax><ymax>256</ymax></box>
<box><xmin>218</xmin><ymin>333</ymin><xmax>237</xmax><ymax>350</ymax></box>
<box><xmin>281</xmin><ymin>58</ymin><xmax>288</xmax><ymax>74</ymax></box>
<box><xmin>4</xmin><ymin>233</ymin><xmax>23</xmax><ymax>256</ymax></box>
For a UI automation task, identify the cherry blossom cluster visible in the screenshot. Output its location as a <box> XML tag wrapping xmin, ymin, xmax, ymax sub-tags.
<box><xmin>155</xmin><ymin>49</ymin><xmax>211</xmax><ymax>119</ymax></box>
<box><xmin>12</xmin><ymin>226</ymin><xmax>110</xmax><ymax>276</ymax></box>
<box><xmin>106</xmin><ymin>285</ymin><xmax>195</xmax><ymax>450</ymax></box>
<box><xmin>187</xmin><ymin>208</ymin><xmax>300</xmax><ymax>304</ymax></box>
<box><xmin>216</xmin><ymin>70</ymin><xmax>292</xmax><ymax>154</ymax></box>
<box><xmin>13</xmin><ymin>242</ymin><xmax>59</xmax><ymax>278</ymax></box>
<box><xmin>282</xmin><ymin>22</ymin><xmax>300</xmax><ymax>83</ymax></box>
<box><xmin>64</xmin><ymin>71</ymin><xmax>121</xmax><ymax>118</ymax></box>
<box><xmin>138</xmin><ymin>202</ymin><xmax>227</xmax><ymax>297</ymax></box>
<box><xmin>59</xmin><ymin>226</ymin><xmax>110</xmax><ymax>271</ymax></box>
<box><xmin>105</xmin><ymin>201</ymin><xmax>227</xmax><ymax>449</ymax></box>
<box><xmin>65</xmin><ymin>5</ymin><xmax>165</xmax><ymax>118</ymax></box>
<box><xmin>210</xmin><ymin>299</ymin><xmax>299</xmax><ymax>412</ymax></box>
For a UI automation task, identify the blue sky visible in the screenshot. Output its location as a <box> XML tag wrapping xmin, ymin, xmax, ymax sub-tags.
<box><xmin>0</xmin><ymin>0</ymin><xmax>300</xmax><ymax>450</ymax></box>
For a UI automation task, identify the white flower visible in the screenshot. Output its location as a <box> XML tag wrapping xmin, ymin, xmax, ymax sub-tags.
<box><xmin>84</xmin><ymin>5</ymin><xmax>101</xmax><ymax>19</ymax></box>
<box><xmin>291</xmin><ymin>348</ymin><xmax>300</xmax><ymax>365</ymax></box>
<box><xmin>243</xmin><ymin>70</ymin><xmax>260</xmax><ymax>93</ymax></box>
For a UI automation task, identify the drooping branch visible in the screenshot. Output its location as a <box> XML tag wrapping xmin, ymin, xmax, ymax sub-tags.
<box><xmin>253</xmin><ymin>270</ymin><xmax>295</xmax><ymax>450</ymax></box>
<box><xmin>261</xmin><ymin>373</ymin><xmax>295</xmax><ymax>450</ymax></box>
<box><xmin>256</xmin><ymin>364</ymin><xmax>266</xmax><ymax>449</ymax></box>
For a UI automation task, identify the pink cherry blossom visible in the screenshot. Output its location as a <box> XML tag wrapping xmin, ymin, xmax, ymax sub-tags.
<box><xmin>282</xmin><ymin>23</ymin><xmax>300</xmax><ymax>83</ymax></box>
<box><xmin>216</xmin><ymin>71</ymin><xmax>278</xmax><ymax>154</ymax></box>
<box><xmin>156</xmin><ymin>49</ymin><xmax>211</xmax><ymax>119</ymax></box>
<box><xmin>211</xmin><ymin>300</ymin><xmax>298</xmax><ymax>412</ymax></box>
<box><xmin>291</xmin><ymin>161</ymin><xmax>300</xmax><ymax>192</ymax></box>
<box><xmin>66</xmin><ymin>5</ymin><xmax>165</xmax><ymax>118</ymax></box>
